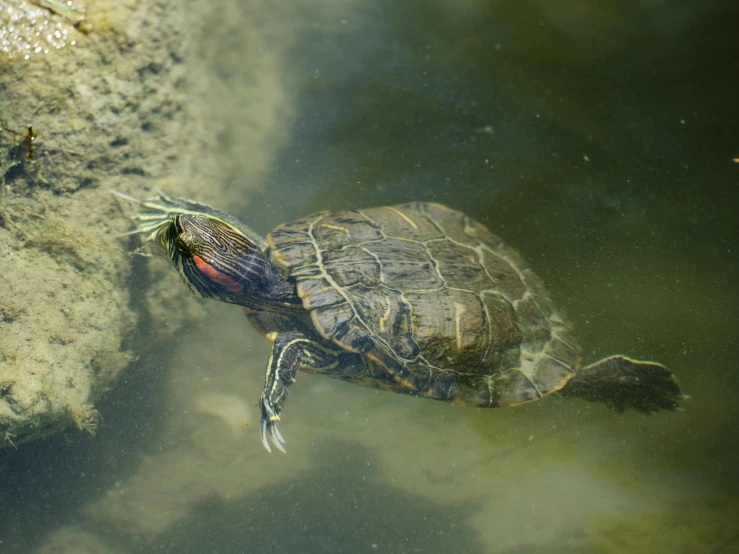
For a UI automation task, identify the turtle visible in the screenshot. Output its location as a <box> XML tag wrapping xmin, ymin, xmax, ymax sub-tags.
<box><xmin>115</xmin><ymin>191</ymin><xmax>683</xmax><ymax>453</ymax></box>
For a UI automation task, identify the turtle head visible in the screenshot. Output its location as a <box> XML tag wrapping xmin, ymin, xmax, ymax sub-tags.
<box><xmin>157</xmin><ymin>213</ymin><xmax>278</xmax><ymax>307</ymax></box>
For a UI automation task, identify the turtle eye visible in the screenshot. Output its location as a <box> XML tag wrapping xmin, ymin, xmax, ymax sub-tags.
<box><xmin>175</xmin><ymin>228</ymin><xmax>204</xmax><ymax>257</ymax></box>
<box><xmin>174</xmin><ymin>233</ymin><xmax>190</xmax><ymax>256</ymax></box>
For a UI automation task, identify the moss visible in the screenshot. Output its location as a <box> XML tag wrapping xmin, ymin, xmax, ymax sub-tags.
<box><xmin>67</xmin><ymin>403</ymin><xmax>102</xmax><ymax>436</ymax></box>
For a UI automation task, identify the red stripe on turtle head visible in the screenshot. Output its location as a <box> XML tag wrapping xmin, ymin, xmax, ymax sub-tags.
<box><xmin>192</xmin><ymin>255</ymin><xmax>243</xmax><ymax>293</ymax></box>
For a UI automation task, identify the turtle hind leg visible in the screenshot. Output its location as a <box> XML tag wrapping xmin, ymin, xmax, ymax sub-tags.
<box><xmin>560</xmin><ymin>356</ymin><xmax>684</xmax><ymax>413</ymax></box>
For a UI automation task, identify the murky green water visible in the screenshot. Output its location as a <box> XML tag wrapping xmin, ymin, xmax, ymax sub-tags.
<box><xmin>2</xmin><ymin>0</ymin><xmax>738</xmax><ymax>552</ymax></box>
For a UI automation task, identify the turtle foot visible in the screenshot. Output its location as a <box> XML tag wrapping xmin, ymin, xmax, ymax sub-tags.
<box><xmin>562</xmin><ymin>355</ymin><xmax>684</xmax><ymax>414</ymax></box>
<box><xmin>260</xmin><ymin>398</ymin><xmax>287</xmax><ymax>454</ymax></box>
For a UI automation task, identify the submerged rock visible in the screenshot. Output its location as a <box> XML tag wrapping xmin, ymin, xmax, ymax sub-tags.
<box><xmin>0</xmin><ymin>0</ymin><xmax>197</xmax><ymax>448</ymax></box>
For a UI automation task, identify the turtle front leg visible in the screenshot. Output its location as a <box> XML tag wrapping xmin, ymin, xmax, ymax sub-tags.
<box><xmin>260</xmin><ymin>331</ymin><xmax>343</xmax><ymax>453</ymax></box>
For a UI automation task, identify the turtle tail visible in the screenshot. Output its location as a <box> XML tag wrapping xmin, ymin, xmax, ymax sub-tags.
<box><xmin>559</xmin><ymin>356</ymin><xmax>685</xmax><ymax>413</ymax></box>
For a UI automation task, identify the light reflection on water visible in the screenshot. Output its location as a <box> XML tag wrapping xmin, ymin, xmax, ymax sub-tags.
<box><xmin>3</xmin><ymin>0</ymin><xmax>738</xmax><ymax>552</ymax></box>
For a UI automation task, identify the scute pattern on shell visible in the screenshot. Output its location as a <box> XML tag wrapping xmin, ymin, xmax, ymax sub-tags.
<box><xmin>267</xmin><ymin>202</ymin><xmax>581</xmax><ymax>407</ymax></box>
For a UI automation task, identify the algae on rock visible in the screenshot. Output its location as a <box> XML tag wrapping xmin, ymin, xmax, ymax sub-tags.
<box><xmin>0</xmin><ymin>0</ymin><xmax>206</xmax><ymax>448</ymax></box>
<box><xmin>1</xmin><ymin>0</ymin><xmax>293</xmax><ymax>449</ymax></box>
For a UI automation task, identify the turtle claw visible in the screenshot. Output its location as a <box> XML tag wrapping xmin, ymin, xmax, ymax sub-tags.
<box><xmin>270</xmin><ymin>424</ymin><xmax>287</xmax><ymax>454</ymax></box>
<box><xmin>260</xmin><ymin>398</ymin><xmax>287</xmax><ymax>454</ymax></box>
<box><xmin>272</xmin><ymin>423</ymin><xmax>286</xmax><ymax>445</ymax></box>
<box><xmin>260</xmin><ymin>418</ymin><xmax>287</xmax><ymax>454</ymax></box>
<box><xmin>259</xmin><ymin>419</ymin><xmax>271</xmax><ymax>452</ymax></box>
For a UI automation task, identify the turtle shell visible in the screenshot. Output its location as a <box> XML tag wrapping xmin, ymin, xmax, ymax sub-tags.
<box><xmin>267</xmin><ymin>202</ymin><xmax>581</xmax><ymax>407</ymax></box>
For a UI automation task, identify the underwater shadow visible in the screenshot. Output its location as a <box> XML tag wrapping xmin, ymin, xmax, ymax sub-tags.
<box><xmin>146</xmin><ymin>440</ymin><xmax>484</xmax><ymax>554</ymax></box>
<box><xmin>0</xmin><ymin>339</ymin><xmax>175</xmax><ymax>552</ymax></box>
